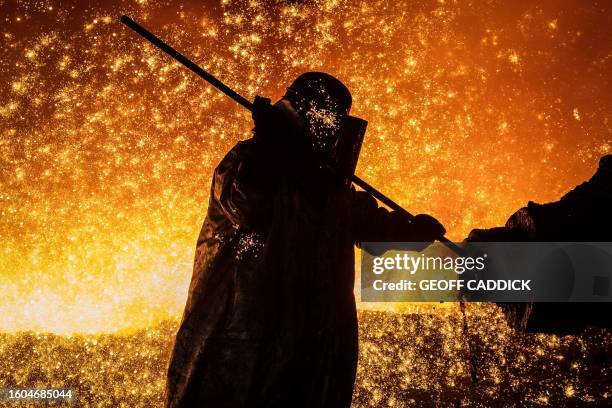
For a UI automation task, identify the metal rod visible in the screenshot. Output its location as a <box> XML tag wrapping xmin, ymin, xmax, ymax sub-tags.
<box><xmin>120</xmin><ymin>15</ymin><xmax>253</xmax><ymax>111</ymax></box>
<box><xmin>351</xmin><ymin>175</ymin><xmax>463</xmax><ymax>253</ymax></box>
<box><xmin>120</xmin><ymin>15</ymin><xmax>461</xmax><ymax>253</ymax></box>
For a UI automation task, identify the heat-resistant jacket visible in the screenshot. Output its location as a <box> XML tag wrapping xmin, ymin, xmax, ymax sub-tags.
<box><xmin>165</xmin><ymin>133</ymin><xmax>433</xmax><ymax>408</ymax></box>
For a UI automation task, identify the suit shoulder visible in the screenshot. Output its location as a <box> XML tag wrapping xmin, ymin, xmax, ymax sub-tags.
<box><xmin>217</xmin><ymin>138</ymin><xmax>256</xmax><ymax>169</ymax></box>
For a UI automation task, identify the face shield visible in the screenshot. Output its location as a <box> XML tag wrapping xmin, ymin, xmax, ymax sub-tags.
<box><xmin>284</xmin><ymin>72</ymin><xmax>352</xmax><ymax>153</ymax></box>
<box><xmin>284</xmin><ymin>72</ymin><xmax>367</xmax><ymax>185</ymax></box>
<box><xmin>333</xmin><ymin>115</ymin><xmax>367</xmax><ymax>186</ymax></box>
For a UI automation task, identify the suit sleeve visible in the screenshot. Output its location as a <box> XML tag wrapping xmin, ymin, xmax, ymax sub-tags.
<box><xmin>212</xmin><ymin>140</ymin><xmax>279</xmax><ymax>231</ymax></box>
<box><xmin>350</xmin><ymin>189</ymin><xmax>433</xmax><ymax>245</ymax></box>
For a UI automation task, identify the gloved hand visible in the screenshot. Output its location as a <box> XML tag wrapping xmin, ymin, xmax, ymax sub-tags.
<box><xmin>411</xmin><ymin>213</ymin><xmax>446</xmax><ymax>242</ymax></box>
<box><xmin>252</xmin><ymin>96</ymin><xmax>303</xmax><ymax>143</ymax></box>
<box><xmin>252</xmin><ymin>95</ymin><xmax>277</xmax><ymax>136</ymax></box>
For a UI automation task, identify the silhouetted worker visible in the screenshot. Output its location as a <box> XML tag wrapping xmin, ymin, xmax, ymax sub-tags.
<box><xmin>165</xmin><ymin>72</ymin><xmax>445</xmax><ymax>408</ymax></box>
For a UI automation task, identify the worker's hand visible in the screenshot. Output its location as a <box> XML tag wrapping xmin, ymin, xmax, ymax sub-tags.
<box><xmin>252</xmin><ymin>95</ymin><xmax>276</xmax><ymax>134</ymax></box>
<box><xmin>411</xmin><ymin>214</ymin><xmax>446</xmax><ymax>242</ymax></box>
<box><xmin>252</xmin><ymin>96</ymin><xmax>304</xmax><ymax>143</ymax></box>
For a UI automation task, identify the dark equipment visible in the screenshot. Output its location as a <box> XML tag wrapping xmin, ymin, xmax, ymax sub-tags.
<box><xmin>119</xmin><ymin>15</ymin><xmax>462</xmax><ymax>254</ymax></box>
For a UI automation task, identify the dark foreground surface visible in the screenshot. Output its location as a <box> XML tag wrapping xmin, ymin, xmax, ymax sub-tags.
<box><xmin>0</xmin><ymin>307</ymin><xmax>610</xmax><ymax>407</ymax></box>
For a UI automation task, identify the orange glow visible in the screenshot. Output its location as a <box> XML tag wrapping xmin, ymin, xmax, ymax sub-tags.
<box><xmin>1</xmin><ymin>0</ymin><xmax>611</xmax><ymax>334</ymax></box>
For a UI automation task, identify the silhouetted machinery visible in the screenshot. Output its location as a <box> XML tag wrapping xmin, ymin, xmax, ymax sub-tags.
<box><xmin>467</xmin><ymin>155</ymin><xmax>612</xmax><ymax>334</ymax></box>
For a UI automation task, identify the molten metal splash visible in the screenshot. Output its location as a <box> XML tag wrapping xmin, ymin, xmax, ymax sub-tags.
<box><xmin>1</xmin><ymin>0</ymin><xmax>611</xmax><ymax>333</ymax></box>
<box><xmin>0</xmin><ymin>309</ymin><xmax>610</xmax><ymax>406</ymax></box>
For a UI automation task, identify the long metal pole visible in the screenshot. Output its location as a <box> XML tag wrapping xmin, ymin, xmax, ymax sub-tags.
<box><xmin>120</xmin><ymin>16</ymin><xmax>252</xmax><ymax>110</ymax></box>
<box><xmin>120</xmin><ymin>15</ymin><xmax>461</xmax><ymax>253</ymax></box>
<box><xmin>351</xmin><ymin>174</ymin><xmax>462</xmax><ymax>253</ymax></box>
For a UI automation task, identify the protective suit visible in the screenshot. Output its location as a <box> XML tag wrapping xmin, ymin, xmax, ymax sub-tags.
<box><xmin>165</xmin><ymin>72</ymin><xmax>445</xmax><ymax>408</ymax></box>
